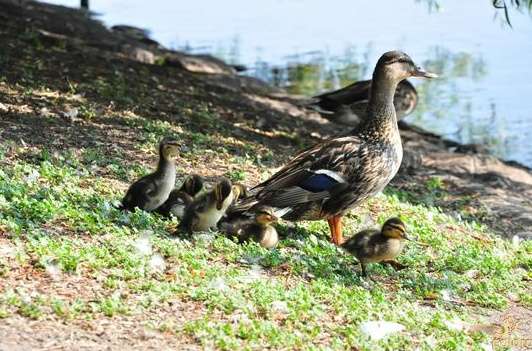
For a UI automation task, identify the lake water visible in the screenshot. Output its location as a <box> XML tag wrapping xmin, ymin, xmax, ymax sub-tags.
<box><xmin>43</xmin><ymin>0</ymin><xmax>532</xmax><ymax>167</ymax></box>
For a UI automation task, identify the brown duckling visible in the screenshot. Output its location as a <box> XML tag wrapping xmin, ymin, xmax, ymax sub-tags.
<box><xmin>231</xmin><ymin>183</ymin><xmax>249</xmax><ymax>201</ymax></box>
<box><xmin>178</xmin><ymin>178</ymin><xmax>240</xmax><ymax>233</ymax></box>
<box><xmin>120</xmin><ymin>138</ymin><xmax>180</xmax><ymax>212</ymax></box>
<box><xmin>220</xmin><ymin>207</ymin><xmax>279</xmax><ymax>248</ymax></box>
<box><xmin>341</xmin><ymin>218</ymin><xmax>410</xmax><ymax>277</ymax></box>
<box><xmin>156</xmin><ymin>174</ymin><xmax>204</xmax><ymax>218</ymax></box>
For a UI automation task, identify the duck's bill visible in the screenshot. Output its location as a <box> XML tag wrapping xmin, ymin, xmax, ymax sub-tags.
<box><xmin>413</xmin><ymin>68</ymin><xmax>438</xmax><ymax>78</ymax></box>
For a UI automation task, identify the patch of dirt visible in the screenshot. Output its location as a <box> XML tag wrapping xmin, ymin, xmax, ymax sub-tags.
<box><xmin>471</xmin><ymin>305</ymin><xmax>532</xmax><ymax>351</ymax></box>
<box><xmin>0</xmin><ymin>309</ymin><xmax>201</xmax><ymax>351</ymax></box>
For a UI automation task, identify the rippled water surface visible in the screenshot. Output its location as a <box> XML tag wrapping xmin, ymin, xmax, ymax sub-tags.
<box><xmin>43</xmin><ymin>0</ymin><xmax>532</xmax><ymax>167</ymax></box>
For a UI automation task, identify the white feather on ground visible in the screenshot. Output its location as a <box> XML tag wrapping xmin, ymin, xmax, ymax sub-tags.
<box><xmin>359</xmin><ymin>321</ymin><xmax>405</xmax><ymax>340</ymax></box>
<box><xmin>208</xmin><ymin>277</ymin><xmax>229</xmax><ymax>292</ymax></box>
<box><xmin>238</xmin><ymin>264</ymin><xmax>265</xmax><ymax>284</ymax></box>
<box><xmin>133</xmin><ymin>230</ymin><xmax>153</xmax><ymax>256</ymax></box>
<box><xmin>443</xmin><ymin>317</ymin><xmax>467</xmax><ymax>331</ymax></box>
<box><xmin>512</xmin><ymin>235</ymin><xmax>521</xmax><ymax>248</ymax></box>
<box><xmin>271</xmin><ymin>300</ymin><xmax>289</xmax><ymax>315</ymax></box>
<box><xmin>149</xmin><ymin>253</ymin><xmax>166</xmax><ymax>274</ymax></box>
<box><xmin>44</xmin><ymin>259</ymin><xmax>62</xmax><ymax>281</ymax></box>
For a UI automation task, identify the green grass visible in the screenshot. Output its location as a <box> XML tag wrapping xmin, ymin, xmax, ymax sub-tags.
<box><xmin>0</xmin><ymin>140</ymin><xmax>530</xmax><ymax>350</ymax></box>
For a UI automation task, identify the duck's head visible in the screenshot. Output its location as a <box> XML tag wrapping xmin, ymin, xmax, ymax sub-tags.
<box><xmin>214</xmin><ymin>178</ymin><xmax>233</xmax><ymax>210</ymax></box>
<box><xmin>381</xmin><ymin>217</ymin><xmax>410</xmax><ymax>240</ymax></box>
<box><xmin>255</xmin><ymin>207</ymin><xmax>279</xmax><ymax>225</ymax></box>
<box><xmin>231</xmin><ymin>183</ymin><xmax>249</xmax><ymax>201</ymax></box>
<box><xmin>159</xmin><ymin>138</ymin><xmax>181</xmax><ymax>160</ymax></box>
<box><xmin>376</xmin><ymin>51</ymin><xmax>438</xmax><ymax>82</ymax></box>
<box><xmin>182</xmin><ymin>175</ymin><xmax>204</xmax><ymax>197</ymax></box>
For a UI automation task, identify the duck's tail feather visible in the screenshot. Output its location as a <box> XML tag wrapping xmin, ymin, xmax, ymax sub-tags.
<box><xmin>306</xmin><ymin>99</ymin><xmax>335</xmax><ymax>115</ymax></box>
<box><xmin>272</xmin><ymin>207</ymin><xmax>292</xmax><ymax>218</ymax></box>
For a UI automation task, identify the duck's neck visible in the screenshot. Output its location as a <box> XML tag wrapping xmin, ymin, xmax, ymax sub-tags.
<box><xmin>156</xmin><ymin>152</ymin><xmax>175</xmax><ymax>179</ymax></box>
<box><xmin>357</xmin><ymin>71</ymin><xmax>400</xmax><ymax>138</ymax></box>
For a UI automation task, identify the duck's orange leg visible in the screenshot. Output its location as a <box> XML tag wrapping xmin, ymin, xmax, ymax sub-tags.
<box><xmin>327</xmin><ymin>215</ymin><xmax>343</xmax><ymax>245</ymax></box>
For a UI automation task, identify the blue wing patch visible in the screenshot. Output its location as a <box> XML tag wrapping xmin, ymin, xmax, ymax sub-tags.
<box><xmin>300</xmin><ymin>173</ymin><xmax>341</xmax><ymax>192</ymax></box>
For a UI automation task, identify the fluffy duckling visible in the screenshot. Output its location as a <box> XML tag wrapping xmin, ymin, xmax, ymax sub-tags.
<box><xmin>341</xmin><ymin>218</ymin><xmax>410</xmax><ymax>277</ymax></box>
<box><xmin>220</xmin><ymin>207</ymin><xmax>279</xmax><ymax>248</ymax></box>
<box><xmin>120</xmin><ymin>138</ymin><xmax>180</xmax><ymax>212</ymax></box>
<box><xmin>178</xmin><ymin>178</ymin><xmax>240</xmax><ymax>233</ymax></box>
<box><xmin>156</xmin><ymin>174</ymin><xmax>204</xmax><ymax>218</ymax></box>
<box><xmin>231</xmin><ymin>183</ymin><xmax>249</xmax><ymax>201</ymax></box>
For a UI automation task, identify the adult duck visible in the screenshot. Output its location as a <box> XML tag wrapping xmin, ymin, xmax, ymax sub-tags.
<box><xmin>229</xmin><ymin>51</ymin><xmax>437</xmax><ymax>245</ymax></box>
<box><xmin>308</xmin><ymin>79</ymin><xmax>418</xmax><ymax>127</ymax></box>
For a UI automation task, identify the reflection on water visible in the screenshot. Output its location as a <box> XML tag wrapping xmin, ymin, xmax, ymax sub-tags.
<box><xmin>179</xmin><ymin>42</ymin><xmax>374</xmax><ymax>96</ymax></box>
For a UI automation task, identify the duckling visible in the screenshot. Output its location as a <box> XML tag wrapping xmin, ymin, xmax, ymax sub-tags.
<box><xmin>178</xmin><ymin>178</ymin><xmax>239</xmax><ymax>233</ymax></box>
<box><xmin>156</xmin><ymin>174</ymin><xmax>204</xmax><ymax>218</ymax></box>
<box><xmin>341</xmin><ymin>218</ymin><xmax>410</xmax><ymax>277</ymax></box>
<box><xmin>232</xmin><ymin>183</ymin><xmax>249</xmax><ymax>199</ymax></box>
<box><xmin>219</xmin><ymin>207</ymin><xmax>279</xmax><ymax>248</ymax></box>
<box><xmin>227</xmin><ymin>183</ymin><xmax>249</xmax><ymax>208</ymax></box>
<box><xmin>120</xmin><ymin>138</ymin><xmax>180</xmax><ymax>212</ymax></box>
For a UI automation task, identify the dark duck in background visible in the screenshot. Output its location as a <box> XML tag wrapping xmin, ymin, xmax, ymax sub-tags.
<box><xmin>308</xmin><ymin>79</ymin><xmax>418</xmax><ymax>127</ymax></box>
<box><xmin>229</xmin><ymin>51</ymin><xmax>437</xmax><ymax>245</ymax></box>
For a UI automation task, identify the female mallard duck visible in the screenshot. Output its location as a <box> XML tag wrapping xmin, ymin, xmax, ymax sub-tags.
<box><xmin>120</xmin><ymin>138</ymin><xmax>180</xmax><ymax>212</ymax></box>
<box><xmin>229</xmin><ymin>51</ymin><xmax>437</xmax><ymax>245</ymax></box>
<box><xmin>178</xmin><ymin>178</ymin><xmax>241</xmax><ymax>233</ymax></box>
<box><xmin>341</xmin><ymin>217</ymin><xmax>409</xmax><ymax>276</ymax></box>
<box><xmin>156</xmin><ymin>174</ymin><xmax>204</xmax><ymax>218</ymax></box>
<box><xmin>308</xmin><ymin>79</ymin><xmax>417</xmax><ymax>127</ymax></box>
<box><xmin>219</xmin><ymin>207</ymin><xmax>279</xmax><ymax>249</ymax></box>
